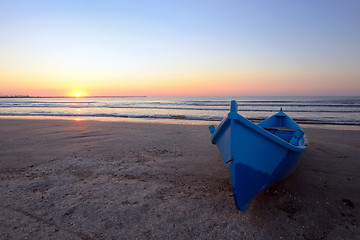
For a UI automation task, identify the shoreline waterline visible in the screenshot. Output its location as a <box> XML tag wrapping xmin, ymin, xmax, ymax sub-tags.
<box><xmin>1</xmin><ymin>115</ymin><xmax>360</xmax><ymax>131</ymax></box>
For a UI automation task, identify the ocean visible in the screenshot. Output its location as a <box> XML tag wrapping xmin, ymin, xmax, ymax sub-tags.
<box><xmin>0</xmin><ymin>96</ymin><xmax>359</xmax><ymax>126</ymax></box>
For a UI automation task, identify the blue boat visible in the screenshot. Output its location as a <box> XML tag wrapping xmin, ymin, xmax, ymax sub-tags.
<box><xmin>209</xmin><ymin>100</ymin><xmax>307</xmax><ymax>211</ymax></box>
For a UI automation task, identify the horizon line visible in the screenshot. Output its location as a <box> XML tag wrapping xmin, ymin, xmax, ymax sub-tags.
<box><xmin>1</xmin><ymin>94</ymin><xmax>359</xmax><ymax>98</ymax></box>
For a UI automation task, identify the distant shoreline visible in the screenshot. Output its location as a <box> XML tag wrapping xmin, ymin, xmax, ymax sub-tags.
<box><xmin>0</xmin><ymin>96</ymin><xmax>147</xmax><ymax>98</ymax></box>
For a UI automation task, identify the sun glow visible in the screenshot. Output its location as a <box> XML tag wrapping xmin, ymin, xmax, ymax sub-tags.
<box><xmin>68</xmin><ymin>90</ymin><xmax>87</xmax><ymax>98</ymax></box>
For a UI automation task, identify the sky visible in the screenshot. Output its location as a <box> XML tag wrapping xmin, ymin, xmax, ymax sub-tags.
<box><xmin>0</xmin><ymin>0</ymin><xmax>359</xmax><ymax>97</ymax></box>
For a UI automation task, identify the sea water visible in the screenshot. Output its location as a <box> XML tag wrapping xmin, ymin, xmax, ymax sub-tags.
<box><xmin>0</xmin><ymin>96</ymin><xmax>359</xmax><ymax>125</ymax></box>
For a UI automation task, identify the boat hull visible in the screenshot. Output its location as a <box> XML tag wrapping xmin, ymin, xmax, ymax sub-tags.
<box><xmin>210</xmin><ymin>101</ymin><xmax>307</xmax><ymax>211</ymax></box>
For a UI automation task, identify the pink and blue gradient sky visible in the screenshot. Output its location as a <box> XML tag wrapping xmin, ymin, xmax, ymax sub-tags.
<box><xmin>0</xmin><ymin>0</ymin><xmax>359</xmax><ymax>97</ymax></box>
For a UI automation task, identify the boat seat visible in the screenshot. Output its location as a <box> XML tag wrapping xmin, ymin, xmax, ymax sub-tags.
<box><xmin>264</xmin><ymin>127</ymin><xmax>295</xmax><ymax>143</ymax></box>
<box><xmin>264</xmin><ymin>127</ymin><xmax>294</xmax><ymax>132</ymax></box>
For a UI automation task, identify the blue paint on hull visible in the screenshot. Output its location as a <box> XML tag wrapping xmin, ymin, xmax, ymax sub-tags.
<box><xmin>210</xmin><ymin>101</ymin><xmax>307</xmax><ymax>211</ymax></box>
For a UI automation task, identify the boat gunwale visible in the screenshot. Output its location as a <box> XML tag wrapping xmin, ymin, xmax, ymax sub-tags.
<box><xmin>211</xmin><ymin>112</ymin><xmax>307</xmax><ymax>153</ymax></box>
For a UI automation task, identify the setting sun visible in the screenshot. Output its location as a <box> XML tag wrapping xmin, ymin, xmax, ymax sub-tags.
<box><xmin>68</xmin><ymin>90</ymin><xmax>87</xmax><ymax>98</ymax></box>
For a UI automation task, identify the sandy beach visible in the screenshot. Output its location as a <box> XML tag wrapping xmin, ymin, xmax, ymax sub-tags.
<box><xmin>0</xmin><ymin>119</ymin><xmax>359</xmax><ymax>239</ymax></box>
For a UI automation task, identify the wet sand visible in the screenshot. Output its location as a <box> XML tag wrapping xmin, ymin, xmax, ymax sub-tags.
<box><xmin>0</xmin><ymin>119</ymin><xmax>359</xmax><ymax>239</ymax></box>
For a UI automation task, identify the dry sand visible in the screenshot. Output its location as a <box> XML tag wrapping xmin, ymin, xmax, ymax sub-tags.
<box><xmin>0</xmin><ymin>119</ymin><xmax>359</xmax><ymax>239</ymax></box>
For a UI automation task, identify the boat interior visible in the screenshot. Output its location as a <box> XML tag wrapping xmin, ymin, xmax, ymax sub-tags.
<box><xmin>263</xmin><ymin>127</ymin><xmax>295</xmax><ymax>143</ymax></box>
